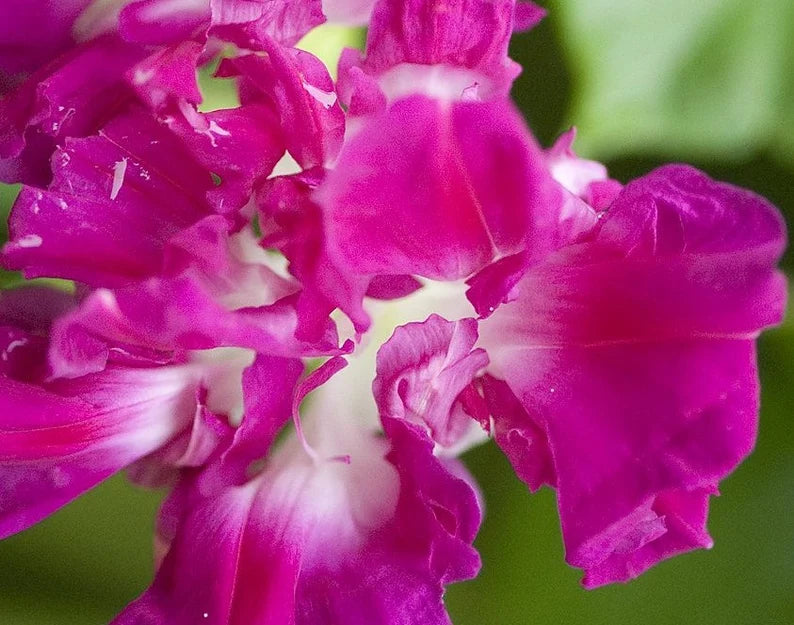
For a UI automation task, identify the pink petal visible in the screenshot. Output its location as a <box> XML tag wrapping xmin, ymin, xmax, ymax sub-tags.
<box><xmin>0</xmin><ymin>285</ymin><xmax>76</xmax><ymax>382</ymax></box>
<box><xmin>491</xmin><ymin>340</ymin><xmax>756</xmax><ymax>587</ymax></box>
<box><xmin>479</xmin><ymin>165</ymin><xmax>787</xmax><ymax>586</ymax></box>
<box><xmin>119</xmin><ymin>436</ymin><xmax>477</xmax><ymax>624</ymax></box>
<box><xmin>335</xmin><ymin>47</ymin><xmax>387</xmax><ymax>115</ymax></box>
<box><xmin>119</xmin><ymin>0</ymin><xmax>212</xmax><ymax>45</ymax></box>
<box><xmin>321</xmin><ymin>0</ymin><xmax>376</xmax><ymax>25</ymax></box>
<box><xmin>127</xmin><ymin>403</ymin><xmax>234</xmax><ymax>488</ymax></box>
<box><xmin>464</xmin><ymin>251</ymin><xmax>531</xmax><ymax>318</ymax></box>
<box><xmin>0</xmin><ymin>0</ymin><xmax>93</xmax><ymax>81</ymax></box>
<box><xmin>0</xmin><ymin>325</ymin><xmax>48</xmax><ymax>382</ymax></box>
<box><xmin>211</xmin><ymin>0</ymin><xmax>325</xmax><ymax>47</ymax></box>
<box><xmin>116</xmin><ymin>347</ymin><xmax>480</xmax><ymax>624</ymax></box>
<box><xmin>119</xmin><ymin>0</ymin><xmax>325</xmax><ymax>48</ymax></box>
<box><xmin>215</xmin><ymin>354</ymin><xmax>304</xmax><ymax>483</ymax></box>
<box><xmin>0</xmin><ymin>36</ymin><xmax>145</xmax><ymax>185</ymax></box>
<box><xmin>257</xmin><ymin>169</ymin><xmax>371</xmax><ymax>337</ymax></box>
<box><xmin>480</xmin><ymin>374</ymin><xmax>554</xmax><ymax>492</ymax></box>
<box><xmin>366</xmin><ymin>275</ymin><xmax>423</xmax><ymax>300</ymax></box>
<box><xmin>128</xmin><ymin>40</ymin><xmax>205</xmax><ymax>109</ymax></box>
<box><xmin>0</xmin><ymin>284</ymin><xmax>74</xmax><ymax>333</ymax></box>
<box><xmin>544</xmin><ymin>128</ymin><xmax>621</xmax><ymax>216</ymax></box>
<box><xmin>164</xmin><ymin>102</ymin><xmax>286</xmax><ymax>212</ymax></box>
<box><xmin>47</xmin><ymin>218</ymin><xmax>336</xmax><ymax>379</ymax></box>
<box><xmin>512</xmin><ymin>1</ymin><xmax>546</xmax><ymax>32</ymax></box>
<box><xmin>318</xmin><ymin>94</ymin><xmax>561</xmax><ymax>281</ymax></box>
<box><xmin>547</xmin><ymin>127</ymin><xmax>612</xmax><ymax>200</ymax></box>
<box><xmin>482</xmin><ymin>166</ymin><xmax>786</xmax><ymax>350</ymax></box>
<box><xmin>0</xmin><ymin>364</ymin><xmax>204</xmax><ymax>538</ymax></box>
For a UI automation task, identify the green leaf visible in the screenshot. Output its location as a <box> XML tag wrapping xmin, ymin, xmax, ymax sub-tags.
<box><xmin>552</xmin><ymin>0</ymin><xmax>794</xmax><ymax>167</ymax></box>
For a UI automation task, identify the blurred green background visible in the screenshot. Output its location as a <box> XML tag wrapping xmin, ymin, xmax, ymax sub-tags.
<box><xmin>1</xmin><ymin>1</ymin><xmax>793</xmax><ymax>623</ymax></box>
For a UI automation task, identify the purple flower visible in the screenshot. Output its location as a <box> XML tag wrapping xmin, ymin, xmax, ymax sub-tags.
<box><xmin>0</xmin><ymin>0</ymin><xmax>787</xmax><ymax>620</ymax></box>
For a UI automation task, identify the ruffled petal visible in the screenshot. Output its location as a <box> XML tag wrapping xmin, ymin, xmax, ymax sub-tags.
<box><xmin>211</xmin><ymin>0</ymin><xmax>325</xmax><ymax>47</ymax></box>
<box><xmin>218</xmin><ymin>42</ymin><xmax>344</xmax><ymax>169</ymax></box>
<box><xmin>489</xmin><ymin>340</ymin><xmax>757</xmax><ymax>587</ymax></box>
<box><xmin>115</xmin><ymin>347</ymin><xmax>480</xmax><ymax>624</ymax></box>
<box><xmin>47</xmin><ymin>217</ymin><xmax>336</xmax><ymax>379</ymax></box>
<box><xmin>0</xmin><ymin>36</ymin><xmax>145</xmax><ymax>185</ymax></box>
<box><xmin>479</xmin><ymin>165</ymin><xmax>787</xmax><ymax>586</ymax></box>
<box><xmin>128</xmin><ymin>40</ymin><xmax>205</xmax><ymax>109</ymax></box>
<box><xmin>464</xmin><ymin>251</ymin><xmax>531</xmax><ymax>318</ymax></box>
<box><xmin>215</xmin><ymin>354</ymin><xmax>304</xmax><ymax>482</ymax></box>
<box><xmin>257</xmin><ymin>169</ymin><xmax>371</xmax><ymax>336</ymax></box>
<box><xmin>163</xmin><ymin>101</ymin><xmax>286</xmax><ymax>212</ymax></box>
<box><xmin>373</xmin><ymin>314</ymin><xmax>488</xmax><ymax>450</ymax></box>
<box><xmin>296</xmin><ymin>415</ymin><xmax>481</xmax><ymax>624</ymax></box>
<box><xmin>465</xmin><ymin>129</ymin><xmax>609</xmax><ymax>318</ymax></box>
<box><xmin>335</xmin><ymin>47</ymin><xmax>388</xmax><ymax>116</ymax></box>
<box><xmin>482</xmin><ymin>166</ymin><xmax>786</xmax><ymax>349</ymax></box>
<box><xmin>480</xmin><ymin>374</ymin><xmax>554</xmax><ymax>492</ymax></box>
<box><xmin>119</xmin><ymin>0</ymin><xmax>325</xmax><ymax>48</ymax></box>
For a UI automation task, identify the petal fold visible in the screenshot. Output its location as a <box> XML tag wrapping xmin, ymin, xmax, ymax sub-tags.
<box><xmin>374</xmin><ymin>314</ymin><xmax>488</xmax><ymax>451</ymax></box>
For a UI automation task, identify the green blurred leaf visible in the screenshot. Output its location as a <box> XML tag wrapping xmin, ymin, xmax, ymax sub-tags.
<box><xmin>297</xmin><ymin>24</ymin><xmax>365</xmax><ymax>79</ymax></box>
<box><xmin>197</xmin><ymin>59</ymin><xmax>241</xmax><ymax>113</ymax></box>
<box><xmin>0</xmin><ymin>183</ymin><xmax>19</xmax><ymax>242</ymax></box>
<box><xmin>553</xmin><ymin>0</ymin><xmax>794</xmax><ymax>166</ymax></box>
<box><xmin>198</xmin><ymin>24</ymin><xmax>364</xmax><ymax>113</ymax></box>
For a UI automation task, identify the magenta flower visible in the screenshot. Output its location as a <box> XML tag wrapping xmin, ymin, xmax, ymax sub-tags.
<box><xmin>0</xmin><ymin>0</ymin><xmax>786</xmax><ymax>621</ymax></box>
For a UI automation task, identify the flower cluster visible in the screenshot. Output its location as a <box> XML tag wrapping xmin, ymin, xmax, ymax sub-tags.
<box><xmin>0</xmin><ymin>0</ymin><xmax>787</xmax><ymax>622</ymax></box>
